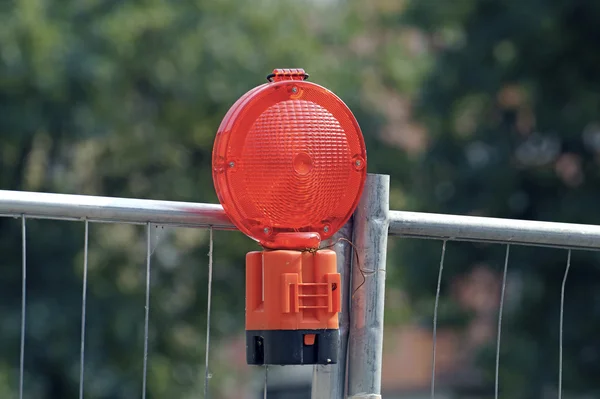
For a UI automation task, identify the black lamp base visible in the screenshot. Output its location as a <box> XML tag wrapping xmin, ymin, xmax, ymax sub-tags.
<box><xmin>246</xmin><ymin>329</ymin><xmax>339</xmax><ymax>365</ymax></box>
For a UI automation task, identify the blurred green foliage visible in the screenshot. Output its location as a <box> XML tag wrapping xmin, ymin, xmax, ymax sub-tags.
<box><xmin>394</xmin><ymin>1</ymin><xmax>600</xmax><ymax>398</ymax></box>
<box><xmin>1</xmin><ymin>0</ymin><xmax>600</xmax><ymax>398</ymax></box>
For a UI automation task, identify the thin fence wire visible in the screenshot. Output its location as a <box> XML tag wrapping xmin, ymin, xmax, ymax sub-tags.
<box><xmin>426</xmin><ymin>239</ymin><xmax>576</xmax><ymax>399</ymax></box>
<box><xmin>141</xmin><ymin>223</ymin><xmax>152</xmax><ymax>399</ymax></box>
<box><xmin>204</xmin><ymin>227</ymin><xmax>214</xmax><ymax>399</ymax></box>
<box><xmin>558</xmin><ymin>249</ymin><xmax>572</xmax><ymax>399</ymax></box>
<box><xmin>79</xmin><ymin>219</ymin><xmax>90</xmax><ymax>399</ymax></box>
<box><xmin>430</xmin><ymin>240</ymin><xmax>446</xmax><ymax>399</ymax></box>
<box><xmin>19</xmin><ymin>216</ymin><xmax>26</xmax><ymax>399</ymax></box>
<box><xmin>1</xmin><ymin>191</ymin><xmax>594</xmax><ymax>399</ymax></box>
<box><xmin>263</xmin><ymin>365</ymin><xmax>268</xmax><ymax>399</ymax></box>
<box><xmin>494</xmin><ymin>245</ymin><xmax>510</xmax><ymax>399</ymax></box>
<box><xmin>2</xmin><ymin>215</ymin><xmax>225</xmax><ymax>399</ymax></box>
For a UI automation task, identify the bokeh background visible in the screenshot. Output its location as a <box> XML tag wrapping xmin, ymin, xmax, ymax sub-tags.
<box><xmin>2</xmin><ymin>0</ymin><xmax>600</xmax><ymax>398</ymax></box>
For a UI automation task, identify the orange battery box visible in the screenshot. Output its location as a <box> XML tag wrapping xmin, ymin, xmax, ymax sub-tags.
<box><xmin>245</xmin><ymin>249</ymin><xmax>341</xmax><ymax>365</ymax></box>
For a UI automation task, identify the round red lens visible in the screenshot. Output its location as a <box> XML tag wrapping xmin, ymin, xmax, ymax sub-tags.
<box><xmin>212</xmin><ymin>70</ymin><xmax>367</xmax><ymax>249</ymax></box>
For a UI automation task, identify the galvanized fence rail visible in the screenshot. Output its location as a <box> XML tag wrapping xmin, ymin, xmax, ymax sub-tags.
<box><xmin>2</xmin><ymin>173</ymin><xmax>600</xmax><ymax>399</ymax></box>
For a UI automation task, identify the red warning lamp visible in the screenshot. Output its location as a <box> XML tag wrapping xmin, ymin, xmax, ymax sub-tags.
<box><xmin>212</xmin><ymin>69</ymin><xmax>367</xmax><ymax>365</ymax></box>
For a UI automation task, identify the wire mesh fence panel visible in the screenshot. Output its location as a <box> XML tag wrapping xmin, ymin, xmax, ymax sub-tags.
<box><xmin>1</xmin><ymin>190</ymin><xmax>348</xmax><ymax>399</ymax></box>
<box><xmin>4</xmin><ymin>181</ymin><xmax>600</xmax><ymax>399</ymax></box>
<box><xmin>0</xmin><ymin>191</ymin><xmax>245</xmax><ymax>399</ymax></box>
<box><xmin>388</xmin><ymin>212</ymin><xmax>600</xmax><ymax>399</ymax></box>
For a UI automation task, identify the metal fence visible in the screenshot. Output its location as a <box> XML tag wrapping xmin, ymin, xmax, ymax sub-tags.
<box><xmin>3</xmin><ymin>173</ymin><xmax>600</xmax><ymax>399</ymax></box>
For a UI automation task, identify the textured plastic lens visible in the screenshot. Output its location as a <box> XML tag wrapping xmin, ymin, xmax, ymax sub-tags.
<box><xmin>213</xmin><ymin>75</ymin><xmax>366</xmax><ymax>249</ymax></box>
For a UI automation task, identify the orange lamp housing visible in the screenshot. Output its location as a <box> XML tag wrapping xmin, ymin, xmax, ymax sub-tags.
<box><xmin>212</xmin><ymin>69</ymin><xmax>367</xmax><ymax>365</ymax></box>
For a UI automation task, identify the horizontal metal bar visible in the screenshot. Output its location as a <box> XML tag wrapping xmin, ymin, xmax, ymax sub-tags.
<box><xmin>5</xmin><ymin>189</ymin><xmax>600</xmax><ymax>250</ymax></box>
<box><xmin>389</xmin><ymin>210</ymin><xmax>600</xmax><ymax>250</ymax></box>
<box><xmin>0</xmin><ymin>190</ymin><xmax>235</xmax><ymax>229</ymax></box>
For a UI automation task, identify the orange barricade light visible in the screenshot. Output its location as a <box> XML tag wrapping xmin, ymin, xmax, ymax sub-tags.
<box><xmin>212</xmin><ymin>69</ymin><xmax>367</xmax><ymax>365</ymax></box>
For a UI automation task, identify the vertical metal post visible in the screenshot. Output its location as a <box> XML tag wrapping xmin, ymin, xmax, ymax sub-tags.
<box><xmin>311</xmin><ymin>220</ymin><xmax>354</xmax><ymax>399</ymax></box>
<box><xmin>347</xmin><ymin>174</ymin><xmax>390</xmax><ymax>399</ymax></box>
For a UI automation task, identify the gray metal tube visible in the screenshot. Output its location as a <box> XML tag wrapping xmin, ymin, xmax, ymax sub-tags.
<box><xmin>347</xmin><ymin>174</ymin><xmax>390</xmax><ymax>399</ymax></box>
<box><xmin>389</xmin><ymin>210</ymin><xmax>600</xmax><ymax>250</ymax></box>
<box><xmin>0</xmin><ymin>190</ymin><xmax>234</xmax><ymax>229</ymax></box>
<box><xmin>311</xmin><ymin>220</ymin><xmax>354</xmax><ymax>399</ymax></box>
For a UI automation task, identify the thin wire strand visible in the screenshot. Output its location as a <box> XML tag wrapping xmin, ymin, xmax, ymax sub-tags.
<box><xmin>558</xmin><ymin>249</ymin><xmax>571</xmax><ymax>399</ymax></box>
<box><xmin>79</xmin><ymin>220</ymin><xmax>90</xmax><ymax>399</ymax></box>
<box><xmin>19</xmin><ymin>216</ymin><xmax>26</xmax><ymax>399</ymax></box>
<box><xmin>263</xmin><ymin>365</ymin><xmax>268</xmax><ymax>399</ymax></box>
<box><xmin>142</xmin><ymin>223</ymin><xmax>152</xmax><ymax>399</ymax></box>
<box><xmin>150</xmin><ymin>225</ymin><xmax>165</xmax><ymax>257</ymax></box>
<box><xmin>431</xmin><ymin>240</ymin><xmax>447</xmax><ymax>399</ymax></box>
<box><xmin>495</xmin><ymin>244</ymin><xmax>510</xmax><ymax>399</ymax></box>
<box><xmin>204</xmin><ymin>227</ymin><xmax>214</xmax><ymax>399</ymax></box>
